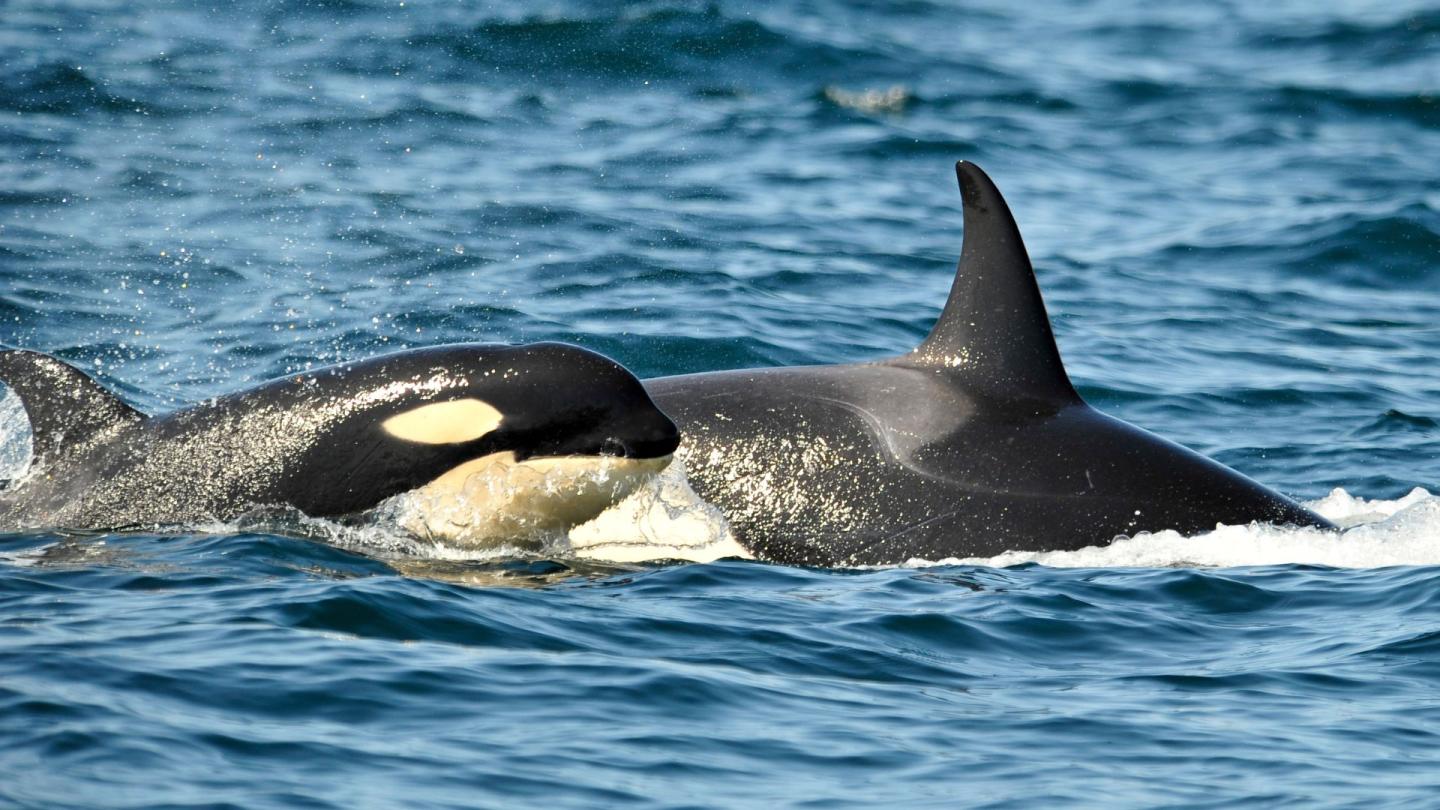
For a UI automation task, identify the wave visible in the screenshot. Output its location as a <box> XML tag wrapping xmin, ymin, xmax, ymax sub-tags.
<box><xmin>404</xmin><ymin>6</ymin><xmax>892</xmax><ymax>84</ymax></box>
<box><xmin>1153</xmin><ymin>205</ymin><xmax>1440</xmax><ymax>288</ymax></box>
<box><xmin>0</xmin><ymin>64</ymin><xmax>139</xmax><ymax>115</ymax></box>
<box><xmin>1262</xmin><ymin>85</ymin><xmax>1439</xmax><ymax>129</ymax></box>
<box><xmin>1282</xmin><ymin>206</ymin><xmax>1440</xmax><ymax>286</ymax></box>
<box><xmin>1248</xmin><ymin>10</ymin><xmax>1440</xmax><ymax>58</ymax></box>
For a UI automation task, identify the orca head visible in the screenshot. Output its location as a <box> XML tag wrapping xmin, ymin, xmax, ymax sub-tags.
<box><xmin>370</xmin><ymin>342</ymin><xmax>681</xmax><ymax>548</ymax></box>
<box><xmin>473</xmin><ymin>342</ymin><xmax>681</xmax><ymax>463</ymax></box>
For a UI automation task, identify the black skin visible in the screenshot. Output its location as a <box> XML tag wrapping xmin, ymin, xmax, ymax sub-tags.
<box><xmin>643</xmin><ymin>162</ymin><xmax>1334</xmax><ymax>566</ymax></box>
<box><xmin>0</xmin><ymin>343</ymin><xmax>679</xmax><ymax>531</ymax></box>
<box><xmin>0</xmin><ymin>163</ymin><xmax>1336</xmax><ymax>565</ymax></box>
<box><xmin>646</xmin><ymin>365</ymin><xmax>1330</xmax><ymax>566</ymax></box>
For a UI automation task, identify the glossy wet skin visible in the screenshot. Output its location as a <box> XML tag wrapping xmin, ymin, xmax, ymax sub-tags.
<box><xmin>648</xmin><ymin>363</ymin><xmax>1325</xmax><ymax>566</ymax></box>
<box><xmin>0</xmin><ymin>342</ymin><xmax>680</xmax><ymax>535</ymax></box>
<box><xmin>643</xmin><ymin>163</ymin><xmax>1332</xmax><ymax>566</ymax></box>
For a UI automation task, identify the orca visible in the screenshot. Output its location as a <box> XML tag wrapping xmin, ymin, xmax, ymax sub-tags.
<box><xmin>0</xmin><ymin>342</ymin><xmax>680</xmax><ymax>546</ymax></box>
<box><xmin>643</xmin><ymin>162</ymin><xmax>1334</xmax><ymax>566</ymax></box>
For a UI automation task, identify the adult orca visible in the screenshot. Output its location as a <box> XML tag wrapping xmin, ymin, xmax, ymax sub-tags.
<box><xmin>643</xmin><ymin>162</ymin><xmax>1333</xmax><ymax>566</ymax></box>
<box><xmin>0</xmin><ymin>342</ymin><xmax>680</xmax><ymax>545</ymax></box>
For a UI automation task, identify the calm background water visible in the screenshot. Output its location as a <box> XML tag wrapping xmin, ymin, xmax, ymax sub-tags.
<box><xmin>2</xmin><ymin>0</ymin><xmax>1439</xmax><ymax>806</ymax></box>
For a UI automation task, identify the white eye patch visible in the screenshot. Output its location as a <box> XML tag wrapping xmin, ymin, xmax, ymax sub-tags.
<box><xmin>381</xmin><ymin>398</ymin><xmax>504</xmax><ymax>445</ymax></box>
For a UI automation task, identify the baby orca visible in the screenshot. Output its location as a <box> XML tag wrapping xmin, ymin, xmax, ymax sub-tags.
<box><xmin>0</xmin><ymin>343</ymin><xmax>679</xmax><ymax>546</ymax></box>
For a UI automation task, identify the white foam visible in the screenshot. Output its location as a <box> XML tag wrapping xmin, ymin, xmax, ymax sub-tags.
<box><xmin>908</xmin><ymin>487</ymin><xmax>1440</xmax><ymax>570</ymax></box>
<box><xmin>0</xmin><ymin>388</ymin><xmax>33</xmax><ymax>481</ymax></box>
<box><xmin>1307</xmin><ymin>486</ymin><xmax>1434</xmax><ymax>527</ymax></box>
<box><xmin>567</xmin><ymin>461</ymin><xmax>750</xmax><ymax>563</ymax></box>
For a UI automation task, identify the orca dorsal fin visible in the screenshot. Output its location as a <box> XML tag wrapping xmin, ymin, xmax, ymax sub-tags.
<box><xmin>0</xmin><ymin>350</ymin><xmax>145</xmax><ymax>464</ymax></box>
<box><xmin>905</xmin><ymin>161</ymin><xmax>1080</xmax><ymax>404</ymax></box>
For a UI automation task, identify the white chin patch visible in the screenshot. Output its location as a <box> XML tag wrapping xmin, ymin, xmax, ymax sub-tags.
<box><xmin>390</xmin><ymin>451</ymin><xmax>672</xmax><ymax>548</ymax></box>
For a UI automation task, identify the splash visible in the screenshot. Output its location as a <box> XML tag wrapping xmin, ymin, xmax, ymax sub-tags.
<box><xmin>0</xmin><ymin>388</ymin><xmax>33</xmax><ymax>480</ymax></box>
<box><xmin>568</xmin><ymin>461</ymin><xmax>748</xmax><ymax>563</ymax></box>
<box><xmin>378</xmin><ymin>451</ymin><xmax>671</xmax><ymax>550</ymax></box>
<box><xmin>187</xmin><ymin>459</ymin><xmax>743</xmax><ymax>565</ymax></box>
<box><xmin>913</xmin><ymin>487</ymin><xmax>1440</xmax><ymax>569</ymax></box>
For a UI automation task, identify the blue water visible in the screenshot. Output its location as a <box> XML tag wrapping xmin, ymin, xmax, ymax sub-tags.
<box><xmin>2</xmin><ymin>0</ymin><xmax>1439</xmax><ymax>806</ymax></box>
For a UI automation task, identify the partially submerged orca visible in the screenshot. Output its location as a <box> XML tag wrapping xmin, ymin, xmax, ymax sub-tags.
<box><xmin>0</xmin><ymin>343</ymin><xmax>680</xmax><ymax>545</ymax></box>
<box><xmin>644</xmin><ymin>162</ymin><xmax>1333</xmax><ymax>566</ymax></box>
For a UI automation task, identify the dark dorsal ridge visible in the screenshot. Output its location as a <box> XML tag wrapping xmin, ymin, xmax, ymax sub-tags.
<box><xmin>905</xmin><ymin>161</ymin><xmax>1080</xmax><ymax>404</ymax></box>
<box><xmin>0</xmin><ymin>350</ymin><xmax>145</xmax><ymax>466</ymax></box>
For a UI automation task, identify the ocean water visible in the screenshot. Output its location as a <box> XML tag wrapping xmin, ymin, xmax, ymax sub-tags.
<box><xmin>2</xmin><ymin>0</ymin><xmax>1439</xmax><ymax>806</ymax></box>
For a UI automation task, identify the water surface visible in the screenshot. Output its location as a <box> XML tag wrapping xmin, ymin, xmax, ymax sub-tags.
<box><xmin>2</xmin><ymin>0</ymin><xmax>1438</xmax><ymax>806</ymax></box>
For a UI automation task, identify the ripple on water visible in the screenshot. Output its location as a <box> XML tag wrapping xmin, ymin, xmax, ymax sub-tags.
<box><xmin>2</xmin><ymin>0</ymin><xmax>1439</xmax><ymax>806</ymax></box>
